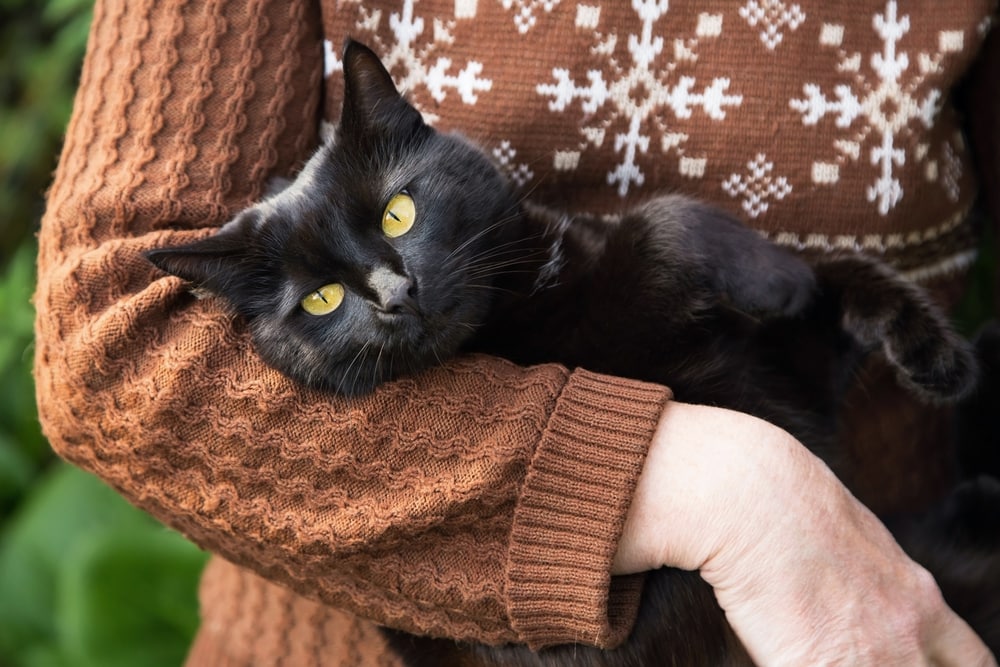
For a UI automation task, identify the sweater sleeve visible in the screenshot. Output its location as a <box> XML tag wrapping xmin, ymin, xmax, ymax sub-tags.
<box><xmin>32</xmin><ymin>0</ymin><xmax>671</xmax><ymax>650</ymax></box>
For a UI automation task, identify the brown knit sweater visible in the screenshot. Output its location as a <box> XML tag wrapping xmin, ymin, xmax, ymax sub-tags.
<box><xmin>34</xmin><ymin>1</ymin><xmax>999</xmax><ymax>665</ymax></box>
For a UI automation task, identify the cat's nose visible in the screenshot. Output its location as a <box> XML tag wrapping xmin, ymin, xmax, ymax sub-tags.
<box><xmin>381</xmin><ymin>277</ymin><xmax>418</xmax><ymax>315</ymax></box>
<box><xmin>368</xmin><ymin>267</ymin><xmax>418</xmax><ymax>316</ymax></box>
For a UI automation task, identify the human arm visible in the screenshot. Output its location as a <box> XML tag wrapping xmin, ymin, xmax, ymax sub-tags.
<box><xmin>32</xmin><ymin>0</ymin><xmax>670</xmax><ymax>648</ymax></box>
<box><xmin>615</xmin><ymin>401</ymin><xmax>996</xmax><ymax>666</ymax></box>
<box><xmin>37</xmin><ymin>0</ymin><xmax>998</xmax><ymax>660</ymax></box>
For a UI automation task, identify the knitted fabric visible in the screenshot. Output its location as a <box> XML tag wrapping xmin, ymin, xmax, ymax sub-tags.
<box><xmin>33</xmin><ymin>0</ymin><xmax>998</xmax><ymax>665</ymax></box>
<box><xmin>323</xmin><ymin>0</ymin><xmax>993</xmax><ymax>280</ymax></box>
<box><xmin>316</xmin><ymin>1</ymin><xmax>1000</xmax><ymax>513</ymax></box>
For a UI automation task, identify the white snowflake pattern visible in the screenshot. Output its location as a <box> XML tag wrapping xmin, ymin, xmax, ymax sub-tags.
<box><xmin>739</xmin><ymin>0</ymin><xmax>805</xmax><ymax>50</ymax></box>
<box><xmin>501</xmin><ymin>0</ymin><xmax>560</xmax><ymax>34</ymax></box>
<box><xmin>722</xmin><ymin>153</ymin><xmax>792</xmax><ymax>217</ymax></box>
<box><xmin>492</xmin><ymin>140</ymin><xmax>535</xmax><ymax>186</ymax></box>
<box><xmin>940</xmin><ymin>138</ymin><xmax>962</xmax><ymax>203</ymax></box>
<box><xmin>324</xmin><ymin>0</ymin><xmax>492</xmax><ymax>119</ymax></box>
<box><xmin>324</xmin><ymin>39</ymin><xmax>340</xmax><ymax>78</ymax></box>
<box><xmin>789</xmin><ymin>1</ymin><xmax>956</xmax><ymax>215</ymax></box>
<box><xmin>537</xmin><ymin>0</ymin><xmax>743</xmax><ymax>197</ymax></box>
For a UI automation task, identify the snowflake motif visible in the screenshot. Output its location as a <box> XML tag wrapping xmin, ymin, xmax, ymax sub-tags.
<box><xmin>789</xmin><ymin>1</ymin><xmax>954</xmax><ymax>215</ymax></box>
<box><xmin>492</xmin><ymin>140</ymin><xmax>535</xmax><ymax>186</ymax></box>
<box><xmin>722</xmin><ymin>153</ymin><xmax>792</xmax><ymax>217</ymax></box>
<box><xmin>501</xmin><ymin>0</ymin><xmax>560</xmax><ymax>34</ymax></box>
<box><xmin>537</xmin><ymin>1</ymin><xmax>743</xmax><ymax>197</ymax></box>
<box><xmin>324</xmin><ymin>0</ymin><xmax>492</xmax><ymax>119</ymax></box>
<box><xmin>324</xmin><ymin>39</ymin><xmax>340</xmax><ymax>78</ymax></box>
<box><xmin>940</xmin><ymin>139</ymin><xmax>962</xmax><ymax>203</ymax></box>
<box><xmin>739</xmin><ymin>0</ymin><xmax>805</xmax><ymax>50</ymax></box>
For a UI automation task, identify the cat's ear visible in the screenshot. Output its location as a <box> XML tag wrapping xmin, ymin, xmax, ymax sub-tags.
<box><xmin>145</xmin><ymin>210</ymin><xmax>261</xmax><ymax>294</ymax></box>
<box><xmin>339</xmin><ymin>39</ymin><xmax>424</xmax><ymax>139</ymax></box>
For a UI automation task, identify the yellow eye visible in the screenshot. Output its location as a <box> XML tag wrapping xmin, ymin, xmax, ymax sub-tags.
<box><xmin>382</xmin><ymin>192</ymin><xmax>415</xmax><ymax>238</ymax></box>
<box><xmin>301</xmin><ymin>283</ymin><xmax>345</xmax><ymax>316</ymax></box>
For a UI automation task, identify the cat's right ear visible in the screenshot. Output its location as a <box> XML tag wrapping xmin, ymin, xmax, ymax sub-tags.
<box><xmin>144</xmin><ymin>211</ymin><xmax>260</xmax><ymax>295</ymax></box>
<box><xmin>339</xmin><ymin>39</ymin><xmax>424</xmax><ymax>139</ymax></box>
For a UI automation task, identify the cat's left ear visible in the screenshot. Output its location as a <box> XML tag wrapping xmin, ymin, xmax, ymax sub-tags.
<box><xmin>144</xmin><ymin>210</ymin><xmax>262</xmax><ymax>295</ymax></box>
<box><xmin>339</xmin><ymin>39</ymin><xmax>424</xmax><ymax>139</ymax></box>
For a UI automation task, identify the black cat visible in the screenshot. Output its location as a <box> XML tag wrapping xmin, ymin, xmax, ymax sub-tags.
<box><xmin>146</xmin><ymin>40</ymin><xmax>1000</xmax><ymax>666</ymax></box>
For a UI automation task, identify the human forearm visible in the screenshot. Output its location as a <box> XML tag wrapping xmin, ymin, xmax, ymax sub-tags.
<box><xmin>612</xmin><ymin>402</ymin><xmax>792</xmax><ymax>575</ymax></box>
<box><xmin>35</xmin><ymin>1</ymin><xmax>672</xmax><ymax>647</ymax></box>
<box><xmin>615</xmin><ymin>402</ymin><xmax>996</xmax><ymax>665</ymax></box>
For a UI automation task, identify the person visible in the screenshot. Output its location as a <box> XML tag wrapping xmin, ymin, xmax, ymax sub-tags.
<box><xmin>33</xmin><ymin>0</ymin><xmax>999</xmax><ymax>664</ymax></box>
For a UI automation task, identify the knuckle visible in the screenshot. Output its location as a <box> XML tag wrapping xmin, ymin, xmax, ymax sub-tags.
<box><xmin>909</xmin><ymin>564</ymin><xmax>945</xmax><ymax>608</ymax></box>
<box><xmin>888</xmin><ymin>565</ymin><xmax>946</xmax><ymax>645</ymax></box>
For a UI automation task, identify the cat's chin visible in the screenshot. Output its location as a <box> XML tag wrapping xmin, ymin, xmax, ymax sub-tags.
<box><xmin>373</xmin><ymin>309</ymin><xmax>422</xmax><ymax>331</ymax></box>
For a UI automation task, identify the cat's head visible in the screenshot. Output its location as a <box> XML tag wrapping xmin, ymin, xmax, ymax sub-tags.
<box><xmin>146</xmin><ymin>40</ymin><xmax>522</xmax><ymax>394</ymax></box>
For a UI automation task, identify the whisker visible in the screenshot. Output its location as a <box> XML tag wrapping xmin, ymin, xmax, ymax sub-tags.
<box><xmin>350</xmin><ymin>343</ymin><xmax>373</xmax><ymax>395</ymax></box>
<box><xmin>466</xmin><ymin>260</ymin><xmax>539</xmax><ymax>277</ymax></box>
<box><xmin>429</xmin><ymin>340</ymin><xmax>446</xmax><ymax>369</ymax></box>
<box><xmin>337</xmin><ymin>341</ymin><xmax>371</xmax><ymax>395</ymax></box>
<box><xmin>373</xmin><ymin>342</ymin><xmax>386</xmax><ymax>387</ymax></box>
<box><xmin>457</xmin><ymin>243</ymin><xmax>548</xmax><ymax>274</ymax></box>
<box><xmin>464</xmin><ymin>283</ymin><xmax>522</xmax><ymax>295</ymax></box>
<box><xmin>441</xmin><ymin>212</ymin><xmax>536</xmax><ymax>266</ymax></box>
<box><xmin>466</xmin><ymin>272</ymin><xmax>542</xmax><ymax>286</ymax></box>
<box><xmin>442</xmin><ymin>218</ymin><xmax>513</xmax><ymax>265</ymax></box>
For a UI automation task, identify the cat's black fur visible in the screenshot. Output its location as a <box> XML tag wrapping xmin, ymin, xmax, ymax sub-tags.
<box><xmin>146</xmin><ymin>40</ymin><xmax>1000</xmax><ymax>665</ymax></box>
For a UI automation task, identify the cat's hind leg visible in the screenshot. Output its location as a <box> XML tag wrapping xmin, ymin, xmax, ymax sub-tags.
<box><xmin>812</xmin><ymin>254</ymin><xmax>978</xmax><ymax>403</ymax></box>
<box><xmin>633</xmin><ymin>195</ymin><xmax>816</xmax><ymax>318</ymax></box>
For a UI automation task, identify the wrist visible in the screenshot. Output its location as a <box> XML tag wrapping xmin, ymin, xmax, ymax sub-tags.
<box><xmin>613</xmin><ymin>402</ymin><xmax>811</xmax><ymax>574</ymax></box>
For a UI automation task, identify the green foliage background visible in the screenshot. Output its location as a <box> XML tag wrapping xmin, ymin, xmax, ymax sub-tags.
<box><xmin>0</xmin><ymin>1</ymin><xmax>207</xmax><ymax>666</ymax></box>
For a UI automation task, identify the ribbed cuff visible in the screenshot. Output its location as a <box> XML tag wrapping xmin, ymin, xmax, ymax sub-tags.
<box><xmin>505</xmin><ymin>369</ymin><xmax>671</xmax><ymax>650</ymax></box>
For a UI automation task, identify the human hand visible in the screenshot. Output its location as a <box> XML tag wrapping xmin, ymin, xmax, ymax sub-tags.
<box><xmin>613</xmin><ymin>402</ymin><xmax>996</xmax><ymax>666</ymax></box>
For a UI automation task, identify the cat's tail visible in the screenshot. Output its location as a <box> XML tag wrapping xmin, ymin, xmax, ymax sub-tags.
<box><xmin>811</xmin><ymin>254</ymin><xmax>978</xmax><ymax>403</ymax></box>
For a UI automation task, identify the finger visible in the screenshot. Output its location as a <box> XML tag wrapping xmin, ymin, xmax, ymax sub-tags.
<box><xmin>929</xmin><ymin>614</ymin><xmax>997</xmax><ymax>667</ymax></box>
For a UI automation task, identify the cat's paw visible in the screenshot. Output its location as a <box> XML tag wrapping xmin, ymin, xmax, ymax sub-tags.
<box><xmin>881</xmin><ymin>299</ymin><xmax>978</xmax><ymax>403</ymax></box>
<box><xmin>818</xmin><ymin>255</ymin><xmax>979</xmax><ymax>403</ymax></box>
<box><xmin>900</xmin><ymin>331</ymin><xmax>979</xmax><ymax>402</ymax></box>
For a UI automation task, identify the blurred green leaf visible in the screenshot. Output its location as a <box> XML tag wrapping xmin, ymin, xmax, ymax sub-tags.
<box><xmin>0</xmin><ymin>465</ymin><xmax>207</xmax><ymax>667</ymax></box>
<box><xmin>42</xmin><ymin>0</ymin><xmax>93</xmax><ymax>24</ymax></box>
<box><xmin>0</xmin><ymin>240</ymin><xmax>48</xmax><ymax>518</ymax></box>
<box><xmin>0</xmin><ymin>240</ymin><xmax>36</xmax><ymax>369</ymax></box>
<box><xmin>0</xmin><ymin>4</ymin><xmax>210</xmax><ymax>667</ymax></box>
<box><xmin>59</xmin><ymin>527</ymin><xmax>206</xmax><ymax>667</ymax></box>
<box><xmin>0</xmin><ymin>465</ymin><xmax>149</xmax><ymax>661</ymax></box>
<box><xmin>0</xmin><ymin>432</ymin><xmax>36</xmax><ymax>508</ymax></box>
<box><xmin>0</xmin><ymin>0</ymin><xmax>93</xmax><ymax>265</ymax></box>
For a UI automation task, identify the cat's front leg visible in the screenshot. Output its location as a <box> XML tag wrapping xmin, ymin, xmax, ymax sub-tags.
<box><xmin>632</xmin><ymin>195</ymin><xmax>815</xmax><ymax>318</ymax></box>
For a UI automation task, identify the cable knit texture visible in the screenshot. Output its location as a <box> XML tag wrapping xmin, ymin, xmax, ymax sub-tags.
<box><xmin>34</xmin><ymin>0</ymin><xmax>997</xmax><ymax>665</ymax></box>
<box><xmin>35</xmin><ymin>4</ymin><xmax>671</xmax><ymax>662</ymax></box>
